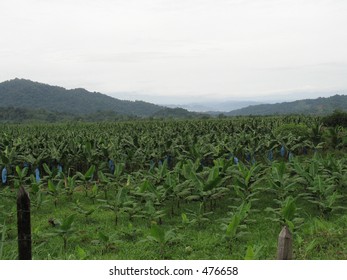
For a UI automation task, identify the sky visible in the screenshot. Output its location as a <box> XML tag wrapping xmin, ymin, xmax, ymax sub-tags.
<box><xmin>1</xmin><ymin>0</ymin><xmax>347</xmax><ymax>104</ymax></box>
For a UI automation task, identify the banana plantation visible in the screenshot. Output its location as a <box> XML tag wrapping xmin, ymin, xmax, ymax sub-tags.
<box><xmin>0</xmin><ymin>117</ymin><xmax>346</xmax><ymax>259</ymax></box>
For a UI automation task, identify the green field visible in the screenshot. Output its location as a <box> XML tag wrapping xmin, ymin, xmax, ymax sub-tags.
<box><xmin>0</xmin><ymin>117</ymin><xmax>346</xmax><ymax>259</ymax></box>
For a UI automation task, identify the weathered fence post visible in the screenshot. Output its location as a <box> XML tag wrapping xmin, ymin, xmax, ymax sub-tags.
<box><xmin>277</xmin><ymin>226</ymin><xmax>292</xmax><ymax>260</ymax></box>
<box><xmin>17</xmin><ymin>186</ymin><xmax>32</xmax><ymax>260</ymax></box>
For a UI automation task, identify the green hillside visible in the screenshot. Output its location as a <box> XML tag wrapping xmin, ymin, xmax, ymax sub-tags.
<box><xmin>0</xmin><ymin>78</ymin><xmax>163</xmax><ymax>117</ymax></box>
<box><xmin>151</xmin><ymin>107</ymin><xmax>206</xmax><ymax>118</ymax></box>
<box><xmin>227</xmin><ymin>94</ymin><xmax>347</xmax><ymax>116</ymax></box>
<box><xmin>0</xmin><ymin>79</ymin><xmax>202</xmax><ymax>121</ymax></box>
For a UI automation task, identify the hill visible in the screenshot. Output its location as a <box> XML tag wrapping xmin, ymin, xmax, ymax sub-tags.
<box><xmin>166</xmin><ymin>100</ymin><xmax>263</xmax><ymax>112</ymax></box>
<box><xmin>226</xmin><ymin>94</ymin><xmax>347</xmax><ymax>116</ymax></box>
<box><xmin>0</xmin><ymin>78</ymin><xmax>200</xmax><ymax>121</ymax></box>
<box><xmin>151</xmin><ymin>107</ymin><xmax>207</xmax><ymax>118</ymax></box>
<box><xmin>0</xmin><ymin>78</ymin><xmax>165</xmax><ymax>117</ymax></box>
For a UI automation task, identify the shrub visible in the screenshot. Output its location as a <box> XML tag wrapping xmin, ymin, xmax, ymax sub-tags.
<box><xmin>322</xmin><ymin>110</ymin><xmax>347</xmax><ymax>127</ymax></box>
<box><xmin>274</xmin><ymin>123</ymin><xmax>309</xmax><ymax>139</ymax></box>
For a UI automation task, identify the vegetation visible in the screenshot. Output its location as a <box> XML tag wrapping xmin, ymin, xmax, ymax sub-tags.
<box><xmin>322</xmin><ymin>110</ymin><xmax>347</xmax><ymax>127</ymax></box>
<box><xmin>0</xmin><ymin>107</ymin><xmax>141</xmax><ymax>123</ymax></box>
<box><xmin>1</xmin><ymin>79</ymin><xmax>347</xmax><ymax>123</ymax></box>
<box><xmin>0</xmin><ymin>79</ymin><xmax>200</xmax><ymax>119</ymax></box>
<box><xmin>274</xmin><ymin>123</ymin><xmax>309</xmax><ymax>139</ymax></box>
<box><xmin>0</xmin><ymin>117</ymin><xmax>346</xmax><ymax>260</ymax></box>
<box><xmin>227</xmin><ymin>95</ymin><xmax>347</xmax><ymax>116</ymax></box>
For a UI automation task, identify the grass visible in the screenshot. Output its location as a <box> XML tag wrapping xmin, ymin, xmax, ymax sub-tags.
<box><xmin>0</xmin><ymin>186</ymin><xmax>345</xmax><ymax>260</ymax></box>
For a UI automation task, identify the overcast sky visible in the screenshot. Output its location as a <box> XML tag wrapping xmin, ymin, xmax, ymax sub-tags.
<box><xmin>1</xmin><ymin>0</ymin><xmax>347</xmax><ymax>104</ymax></box>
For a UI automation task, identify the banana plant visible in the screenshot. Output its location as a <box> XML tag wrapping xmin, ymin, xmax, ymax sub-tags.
<box><xmin>63</xmin><ymin>174</ymin><xmax>78</xmax><ymax>199</ymax></box>
<box><xmin>97</xmin><ymin>170</ymin><xmax>112</xmax><ymax>199</ymax></box>
<box><xmin>118</xmin><ymin>223</ymin><xmax>142</xmax><ymax>242</ymax></box>
<box><xmin>140</xmin><ymin>200</ymin><xmax>166</xmax><ymax>226</ymax></box>
<box><xmin>320</xmin><ymin>155</ymin><xmax>347</xmax><ymax>192</ymax></box>
<box><xmin>0</xmin><ymin>145</ymin><xmax>20</xmax><ymax>186</ymax></box>
<box><xmin>293</xmin><ymin>155</ymin><xmax>345</xmax><ymax>215</ymax></box>
<box><xmin>47</xmin><ymin>214</ymin><xmax>76</xmax><ymax>251</ymax></box>
<box><xmin>136</xmin><ymin>179</ymin><xmax>168</xmax><ymax>206</ymax></box>
<box><xmin>48</xmin><ymin>142</ymin><xmax>65</xmax><ymax>167</ymax></box>
<box><xmin>165</xmin><ymin>172</ymin><xmax>191</xmax><ymax>215</ymax></box>
<box><xmin>306</xmin><ymin>175</ymin><xmax>346</xmax><ymax>217</ymax></box>
<box><xmin>220</xmin><ymin>202</ymin><xmax>252</xmax><ymax>252</ymax></box>
<box><xmin>244</xmin><ymin>244</ymin><xmax>263</xmax><ymax>260</ymax></box>
<box><xmin>98</xmin><ymin>186</ymin><xmax>129</xmax><ymax>225</ymax></box>
<box><xmin>73</xmin><ymin>199</ymin><xmax>97</xmax><ymax>222</ymax></box>
<box><xmin>266</xmin><ymin>161</ymin><xmax>304</xmax><ymax>200</ymax></box>
<box><xmin>82</xmin><ymin>140</ymin><xmax>102</xmax><ymax>172</ymax></box>
<box><xmin>94</xmin><ymin>231</ymin><xmax>120</xmax><ymax>254</ymax></box>
<box><xmin>200</xmin><ymin>160</ymin><xmax>231</xmax><ymax>209</ymax></box>
<box><xmin>310</xmin><ymin>123</ymin><xmax>324</xmax><ymax>146</ymax></box>
<box><xmin>27</xmin><ymin>172</ymin><xmax>47</xmax><ymax>209</ymax></box>
<box><xmin>14</xmin><ymin>166</ymin><xmax>29</xmax><ymax>188</ymax></box>
<box><xmin>42</xmin><ymin>163</ymin><xmax>53</xmax><ymax>180</ymax></box>
<box><xmin>181</xmin><ymin>160</ymin><xmax>230</xmax><ymax>208</ymax></box>
<box><xmin>265</xmin><ymin>196</ymin><xmax>304</xmax><ymax>232</ymax></box>
<box><xmin>88</xmin><ymin>183</ymin><xmax>99</xmax><ymax>204</ymax></box>
<box><xmin>141</xmin><ymin>224</ymin><xmax>180</xmax><ymax>259</ymax></box>
<box><xmin>1</xmin><ymin>145</ymin><xmax>18</xmax><ymax>167</ymax></box>
<box><xmin>47</xmin><ymin>179</ymin><xmax>63</xmax><ymax>207</ymax></box>
<box><xmin>327</xmin><ymin>126</ymin><xmax>344</xmax><ymax>148</ymax></box>
<box><xmin>150</xmin><ymin>158</ymin><xmax>169</xmax><ymax>184</ymax></box>
<box><xmin>20</xmin><ymin>150</ymin><xmax>47</xmax><ymax>175</ymax></box>
<box><xmin>121</xmin><ymin>201</ymin><xmax>143</xmax><ymax>222</ymax></box>
<box><xmin>230</xmin><ymin>162</ymin><xmax>265</xmax><ymax>204</ymax></box>
<box><xmin>182</xmin><ymin>202</ymin><xmax>213</xmax><ymax>228</ymax></box>
<box><xmin>76</xmin><ymin>165</ymin><xmax>95</xmax><ymax>197</ymax></box>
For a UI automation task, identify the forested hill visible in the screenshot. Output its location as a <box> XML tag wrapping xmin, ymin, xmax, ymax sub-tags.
<box><xmin>226</xmin><ymin>94</ymin><xmax>347</xmax><ymax>116</ymax></box>
<box><xmin>0</xmin><ymin>78</ymin><xmax>166</xmax><ymax>117</ymax></box>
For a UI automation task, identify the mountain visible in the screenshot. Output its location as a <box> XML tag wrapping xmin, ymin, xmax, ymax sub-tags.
<box><xmin>0</xmin><ymin>78</ymin><xmax>165</xmax><ymax>117</ymax></box>
<box><xmin>226</xmin><ymin>94</ymin><xmax>347</xmax><ymax>116</ymax></box>
<box><xmin>165</xmin><ymin>100</ymin><xmax>263</xmax><ymax>112</ymax></box>
<box><xmin>3</xmin><ymin>78</ymin><xmax>344</xmax><ymax>121</ymax></box>
<box><xmin>151</xmin><ymin>107</ymin><xmax>207</xmax><ymax>118</ymax></box>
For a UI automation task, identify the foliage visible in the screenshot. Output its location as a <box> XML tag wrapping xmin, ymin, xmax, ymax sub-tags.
<box><xmin>265</xmin><ymin>196</ymin><xmax>304</xmax><ymax>232</ymax></box>
<box><xmin>323</xmin><ymin>110</ymin><xmax>347</xmax><ymax>127</ymax></box>
<box><xmin>0</xmin><ymin>223</ymin><xmax>6</xmax><ymax>259</ymax></box>
<box><xmin>181</xmin><ymin>202</ymin><xmax>213</xmax><ymax>228</ymax></box>
<box><xmin>0</xmin><ymin>79</ymin><xmax>203</xmax><ymax>122</ymax></box>
<box><xmin>46</xmin><ymin>214</ymin><xmax>76</xmax><ymax>251</ymax></box>
<box><xmin>227</xmin><ymin>94</ymin><xmax>347</xmax><ymax>116</ymax></box>
<box><xmin>220</xmin><ymin>202</ymin><xmax>252</xmax><ymax>252</ymax></box>
<box><xmin>274</xmin><ymin>123</ymin><xmax>309</xmax><ymax>139</ymax></box>
<box><xmin>141</xmin><ymin>224</ymin><xmax>180</xmax><ymax>258</ymax></box>
<box><xmin>0</xmin><ymin>117</ymin><xmax>346</xmax><ymax>260</ymax></box>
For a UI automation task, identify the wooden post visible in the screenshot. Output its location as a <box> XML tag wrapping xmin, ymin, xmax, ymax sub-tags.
<box><xmin>17</xmin><ymin>186</ymin><xmax>32</xmax><ymax>260</ymax></box>
<box><xmin>277</xmin><ymin>226</ymin><xmax>292</xmax><ymax>260</ymax></box>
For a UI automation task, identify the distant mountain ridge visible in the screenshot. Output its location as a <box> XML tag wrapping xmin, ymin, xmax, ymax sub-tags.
<box><xmin>165</xmin><ymin>100</ymin><xmax>263</xmax><ymax>112</ymax></box>
<box><xmin>1</xmin><ymin>79</ymin><xmax>346</xmax><ymax>121</ymax></box>
<box><xmin>226</xmin><ymin>94</ymin><xmax>347</xmax><ymax>116</ymax></box>
<box><xmin>0</xmin><ymin>78</ymin><xmax>199</xmax><ymax>119</ymax></box>
<box><xmin>0</xmin><ymin>78</ymin><xmax>164</xmax><ymax>117</ymax></box>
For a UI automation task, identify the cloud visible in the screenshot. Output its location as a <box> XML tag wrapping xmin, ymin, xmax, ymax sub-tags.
<box><xmin>1</xmin><ymin>0</ymin><xmax>347</xmax><ymax>102</ymax></box>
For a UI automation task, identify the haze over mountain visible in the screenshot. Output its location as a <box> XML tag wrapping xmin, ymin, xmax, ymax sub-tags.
<box><xmin>108</xmin><ymin>89</ymin><xmax>345</xmax><ymax>112</ymax></box>
<box><xmin>1</xmin><ymin>78</ymin><xmax>346</xmax><ymax>123</ymax></box>
<box><xmin>226</xmin><ymin>94</ymin><xmax>347</xmax><ymax>116</ymax></box>
<box><xmin>0</xmin><ymin>79</ymin><xmax>201</xmax><ymax>120</ymax></box>
<box><xmin>165</xmin><ymin>101</ymin><xmax>263</xmax><ymax>113</ymax></box>
<box><xmin>0</xmin><ymin>78</ymin><xmax>164</xmax><ymax>117</ymax></box>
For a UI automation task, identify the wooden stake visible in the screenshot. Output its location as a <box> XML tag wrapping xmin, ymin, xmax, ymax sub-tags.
<box><xmin>17</xmin><ymin>186</ymin><xmax>32</xmax><ymax>260</ymax></box>
<box><xmin>277</xmin><ymin>226</ymin><xmax>292</xmax><ymax>260</ymax></box>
